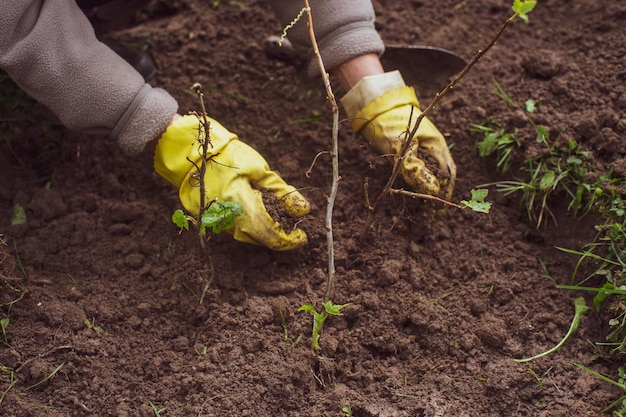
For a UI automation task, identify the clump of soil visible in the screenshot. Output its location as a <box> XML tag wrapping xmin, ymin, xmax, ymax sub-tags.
<box><xmin>262</xmin><ymin>190</ymin><xmax>302</xmax><ymax>233</ymax></box>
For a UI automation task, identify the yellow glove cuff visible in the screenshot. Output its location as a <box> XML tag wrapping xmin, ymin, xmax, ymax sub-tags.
<box><xmin>154</xmin><ymin>115</ymin><xmax>237</xmax><ymax>188</ymax></box>
<box><xmin>350</xmin><ymin>86</ymin><xmax>420</xmax><ymax>135</ymax></box>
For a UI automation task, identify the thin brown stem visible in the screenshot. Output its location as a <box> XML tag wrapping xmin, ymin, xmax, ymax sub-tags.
<box><xmin>191</xmin><ymin>83</ymin><xmax>213</xmax><ymax>249</ymax></box>
<box><xmin>389</xmin><ymin>188</ymin><xmax>464</xmax><ymax>209</ymax></box>
<box><xmin>304</xmin><ymin>0</ymin><xmax>339</xmax><ymax>302</ymax></box>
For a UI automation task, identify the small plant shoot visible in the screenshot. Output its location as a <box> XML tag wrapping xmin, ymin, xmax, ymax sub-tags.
<box><xmin>170</xmin><ymin>83</ymin><xmax>243</xmax><ymax>245</ymax></box>
<box><xmin>512</xmin><ymin>0</ymin><xmax>537</xmax><ymax>23</ymax></box>
<box><xmin>299</xmin><ymin>300</ymin><xmax>349</xmax><ymax>353</ymax></box>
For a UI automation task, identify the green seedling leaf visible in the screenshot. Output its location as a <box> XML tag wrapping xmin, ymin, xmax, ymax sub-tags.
<box><xmin>514</xmin><ymin>297</ymin><xmax>588</xmax><ymax>362</ymax></box>
<box><xmin>84</xmin><ymin>318</ymin><xmax>104</xmax><ymax>334</ymax></box>
<box><xmin>0</xmin><ymin>317</ymin><xmax>9</xmax><ymax>340</ymax></box>
<box><xmin>524</xmin><ymin>99</ymin><xmax>536</xmax><ymax>113</ymax></box>
<box><xmin>172</xmin><ymin>209</ymin><xmax>190</xmax><ymax>231</ymax></box>
<box><xmin>535</xmin><ymin>125</ymin><xmax>550</xmax><ymax>144</ymax></box>
<box><xmin>539</xmin><ymin>171</ymin><xmax>556</xmax><ymax>191</ymax></box>
<box><xmin>10</xmin><ymin>204</ymin><xmax>26</xmax><ymax>226</ymax></box>
<box><xmin>461</xmin><ymin>189</ymin><xmax>492</xmax><ymax>213</ymax></box>
<box><xmin>200</xmin><ymin>201</ymin><xmax>243</xmax><ymax>234</ymax></box>
<box><xmin>299</xmin><ymin>301</ymin><xmax>350</xmax><ymax>352</ymax></box>
<box><xmin>322</xmin><ymin>300</ymin><xmax>350</xmax><ymax>316</ymax></box>
<box><xmin>512</xmin><ymin>0</ymin><xmax>537</xmax><ymax>22</ymax></box>
<box><xmin>566</xmin><ymin>156</ymin><xmax>582</xmax><ymax>165</ymax></box>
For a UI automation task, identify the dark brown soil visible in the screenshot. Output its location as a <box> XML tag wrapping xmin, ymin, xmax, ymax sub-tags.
<box><xmin>1</xmin><ymin>0</ymin><xmax>625</xmax><ymax>415</ymax></box>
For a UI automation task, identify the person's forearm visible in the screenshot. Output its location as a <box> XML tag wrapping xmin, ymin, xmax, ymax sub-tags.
<box><xmin>331</xmin><ymin>53</ymin><xmax>384</xmax><ymax>91</ymax></box>
<box><xmin>0</xmin><ymin>0</ymin><xmax>177</xmax><ymax>155</ymax></box>
<box><xmin>267</xmin><ymin>0</ymin><xmax>385</xmax><ymax>78</ymax></box>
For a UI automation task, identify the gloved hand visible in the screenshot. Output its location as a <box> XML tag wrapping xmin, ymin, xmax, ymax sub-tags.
<box><xmin>341</xmin><ymin>71</ymin><xmax>456</xmax><ymax>200</ymax></box>
<box><xmin>154</xmin><ymin>115</ymin><xmax>310</xmax><ymax>250</ymax></box>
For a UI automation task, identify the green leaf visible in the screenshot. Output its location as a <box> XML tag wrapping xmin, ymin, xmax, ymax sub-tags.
<box><xmin>172</xmin><ymin>209</ymin><xmax>189</xmax><ymax>230</ymax></box>
<box><xmin>460</xmin><ymin>189</ymin><xmax>491</xmax><ymax>213</ymax></box>
<box><xmin>0</xmin><ymin>317</ymin><xmax>10</xmax><ymax>338</ymax></box>
<box><xmin>10</xmin><ymin>204</ymin><xmax>26</xmax><ymax>226</ymax></box>
<box><xmin>200</xmin><ymin>201</ymin><xmax>243</xmax><ymax>234</ymax></box>
<box><xmin>524</xmin><ymin>99</ymin><xmax>536</xmax><ymax>113</ymax></box>
<box><xmin>512</xmin><ymin>0</ymin><xmax>537</xmax><ymax>22</ymax></box>
<box><xmin>298</xmin><ymin>304</ymin><xmax>317</xmax><ymax>314</ymax></box>
<box><xmin>322</xmin><ymin>300</ymin><xmax>350</xmax><ymax>316</ymax></box>
<box><xmin>539</xmin><ymin>171</ymin><xmax>556</xmax><ymax>191</ymax></box>
<box><xmin>535</xmin><ymin>126</ymin><xmax>550</xmax><ymax>143</ymax></box>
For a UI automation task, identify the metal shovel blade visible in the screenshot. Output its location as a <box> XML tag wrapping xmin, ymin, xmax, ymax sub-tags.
<box><xmin>263</xmin><ymin>36</ymin><xmax>467</xmax><ymax>93</ymax></box>
<box><xmin>381</xmin><ymin>45</ymin><xmax>467</xmax><ymax>93</ymax></box>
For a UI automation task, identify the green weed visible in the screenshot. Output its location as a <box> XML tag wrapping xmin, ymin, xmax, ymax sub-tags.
<box><xmin>194</xmin><ymin>345</ymin><xmax>208</xmax><ymax>356</ymax></box>
<box><xmin>148</xmin><ymin>400</ymin><xmax>168</xmax><ymax>416</ymax></box>
<box><xmin>478</xmin><ymin>80</ymin><xmax>603</xmax><ymax>227</ymax></box>
<box><xmin>575</xmin><ymin>364</ymin><xmax>626</xmax><ymax>415</ymax></box>
<box><xmin>478</xmin><ymin>80</ymin><xmax>626</xmax><ymax>412</ymax></box>
<box><xmin>278</xmin><ymin>308</ymin><xmax>301</xmax><ymax>346</ymax></box>
<box><xmin>472</xmin><ymin>121</ymin><xmax>520</xmax><ymax>172</ymax></box>
<box><xmin>514</xmin><ymin>297</ymin><xmax>588</xmax><ymax>362</ymax></box>
<box><xmin>25</xmin><ymin>362</ymin><xmax>65</xmax><ymax>390</ymax></box>
<box><xmin>84</xmin><ymin>317</ymin><xmax>104</xmax><ymax>335</ymax></box>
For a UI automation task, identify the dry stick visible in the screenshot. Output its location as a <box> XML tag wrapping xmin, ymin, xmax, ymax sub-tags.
<box><xmin>360</xmin><ymin>13</ymin><xmax>518</xmax><ymax>237</ymax></box>
<box><xmin>303</xmin><ymin>0</ymin><xmax>340</xmax><ymax>302</ymax></box>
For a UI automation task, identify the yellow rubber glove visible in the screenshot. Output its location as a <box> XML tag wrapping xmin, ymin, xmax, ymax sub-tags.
<box><xmin>154</xmin><ymin>115</ymin><xmax>310</xmax><ymax>250</ymax></box>
<box><xmin>341</xmin><ymin>71</ymin><xmax>456</xmax><ymax>200</ymax></box>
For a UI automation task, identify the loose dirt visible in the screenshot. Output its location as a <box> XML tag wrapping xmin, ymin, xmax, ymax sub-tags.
<box><xmin>1</xmin><ymin>0</ymin><xmax>625</xmax><ymax>415</ymax></box>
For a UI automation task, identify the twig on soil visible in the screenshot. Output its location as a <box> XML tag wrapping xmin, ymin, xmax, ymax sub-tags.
<box><xmin>390</xmin><ymin>189</ymin><xmax>464</xmax><ymax>209</ymax></box>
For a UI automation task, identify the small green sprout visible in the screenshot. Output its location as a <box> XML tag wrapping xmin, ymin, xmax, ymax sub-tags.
<box><xmin>342</xmin><ymin>406</ymin><xmax>353</xmax><ymax>417</ymax></box>
<box><xmin>194</xmin><ymin>345</ymin><xmax>208</xmax><ymax>356</ymax></box>
<box><xmin>461</xmin><ymin>189</ymin><xmax>491</xmax><ymax>213</ymax></box>
<box><xmin>10</xmin><ymin>203</ymin><xmax>26</xmax><ymax>226</ymax></box>
<box><xmin>512</xmin><ymin>0</ymin><xmax>537</xmax><ymax>23</ymax></box>
<box><xmin>0</xmin><ymin>317</ymin><xmax>9</xmax><ymax>341</ymax></box>
<box><xmin>84</xmin><ymin>317</ymin><xmax>104</xmax><ymax>334</ymax></box>
<box><xmin>279</xmin><ymin>308</ymin><xmax>301</xmax><ymax>346</ymax></box>
<box><xmin>148</xmin><ymin>400</ymin><xmax>168</xmax><ymax>417</ymax></box>
<box><xmin>524</xmin><ymin>98</ymin><xmax>537</xmax><ymax>113</ymax></box>
<box><xmin>299</xmin><ymin>300</ymin><xmax>350</xmax><ymax>353</ymax></box>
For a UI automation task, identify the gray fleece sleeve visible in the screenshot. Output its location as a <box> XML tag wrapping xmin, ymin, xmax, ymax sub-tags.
<box><xmin>0</xmin><ymin>0</ymin><xmax>178</xmax><ymax>156</ymax></box>
<box><xmin>267</xmin><ymin>0</ymin><xmax>385</xmax><ymax>77</ymax></box>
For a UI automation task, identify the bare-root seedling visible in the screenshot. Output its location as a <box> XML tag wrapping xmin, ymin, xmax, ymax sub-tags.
<box><xmin>360</xmin><ymin>0</ymin><xmax>536</xmax><ymax>236</ymax></box>
<box><xmin>170</xmin><ymin>83</ymin><xmax>243</xmax><ymax>248</ymax></box>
